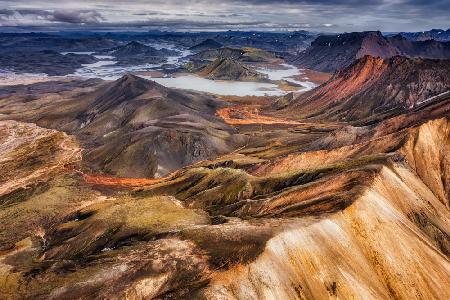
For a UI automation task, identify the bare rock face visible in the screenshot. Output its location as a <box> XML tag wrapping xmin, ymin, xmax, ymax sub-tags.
<box><xmin>285</xmin><ymin>55</ymin><xmax>450</xmax><ymax>121</ymax></box>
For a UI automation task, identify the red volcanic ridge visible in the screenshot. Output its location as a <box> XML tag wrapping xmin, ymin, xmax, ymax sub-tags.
<box><xmin>285</xmin><ymin>55</ymin><xmax>450</xmax><ymax>121</ymax></box>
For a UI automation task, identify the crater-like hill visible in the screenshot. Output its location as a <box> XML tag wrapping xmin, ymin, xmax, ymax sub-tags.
<box><xmin>198</xmin><ymin>58</ymin><xmax>268</xmax><ymax>81</ymax></box>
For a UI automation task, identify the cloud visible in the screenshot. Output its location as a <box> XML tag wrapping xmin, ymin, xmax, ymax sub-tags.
<box><xmin>48</xmin><ymin>10</ymin><xmax>104</xmax><ymax>24</ymax></box>
<box><xmin>0</xmin><ymin>0</ymin><xmax>448</xmax><ymax>32</ymax></box>
<box><xmin>0</xmin><ymin>9</ymin><xmax>104</xmax><ymax>24</ymax></box>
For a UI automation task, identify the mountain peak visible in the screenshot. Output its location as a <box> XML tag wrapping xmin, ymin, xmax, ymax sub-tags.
<box><xmin>189</xmin><ymin>38</ymin><xmax>223</xmax><ymax>51</ymax></box>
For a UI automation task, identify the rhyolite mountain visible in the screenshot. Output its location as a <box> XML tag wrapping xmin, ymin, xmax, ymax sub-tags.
<box><xmin>292</xmin><ymin>31</ymin><xmax>450</xmax><ymax>72</ymax></box>
<box><xmin>283</xmin><ymin>55</ymin><xmax>450</xmax><ymax>122</ymax></box>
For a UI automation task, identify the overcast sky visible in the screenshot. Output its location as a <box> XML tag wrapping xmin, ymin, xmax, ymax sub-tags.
<box><xmin>0</xmin><ymin>0</ymin><xmax>449</xmax><ymax>32</ymax></box>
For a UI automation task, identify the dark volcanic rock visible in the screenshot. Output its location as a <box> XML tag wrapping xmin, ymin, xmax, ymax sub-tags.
<box><xmin>189</xmin><ymin>38</ymin><xmax>223</xmax><ymax>51</ymax></box>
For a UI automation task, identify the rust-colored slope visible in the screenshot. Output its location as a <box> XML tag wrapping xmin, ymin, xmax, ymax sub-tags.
<box><xmin>217</xmin><ymin>105</ymin><xmax>303</xmax><ymax>125</ymax></box>
<box><xmin>285</xmin><ymin>55</ymin><xmax>450</xmax><ymax>122</ymax></box>
<box><xmin>0</xmin><ymin>120</ymin><xmax>81</xmax><ymax>197</ymax></box>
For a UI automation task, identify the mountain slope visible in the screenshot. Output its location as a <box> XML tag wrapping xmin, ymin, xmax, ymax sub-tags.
<box><xmin>284</xmin><ymin>55</ymin><xmax>450</xmax><ymax>121</ymax></box>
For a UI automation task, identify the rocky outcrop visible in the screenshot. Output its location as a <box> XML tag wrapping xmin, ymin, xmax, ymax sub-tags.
<box><xmin>199</xmin><ymin>58</ymin><xmax>268</xmax><ymax>81</ymax></box>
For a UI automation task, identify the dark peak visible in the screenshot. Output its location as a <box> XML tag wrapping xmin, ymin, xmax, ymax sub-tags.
<box><xmin>199</xmin><ymin>38</ymin><xmax>222</xmax><ymax>46</ymax></box>
<box><xmin>117</xmin><ymin>73</ymin><xmax>143</xmax><ymax>82</ymax></box>
<box><xmin>126</xmin><ymin>41</ymin><xmax>145</xmax><ymax>47</ymax></box>
<box><xmin>189</xmin><ymin>38</ymin><xmax>223</xmax><ymax>50</ymax></box>
<box><xmin>391</xmin><ymin>34</ymin><xmax>407</xmax><ymax>40</ymax></box>
<box><xmin>88</xmin><ymin>74</ymin><xmax>166</xmax><ymax>114</ymax></box>
<box><xmin>312</xmin><ymin>31</ymin><xmax>384</xmax><ymax>47</ymax></box>
<box><xmin>365</xmin><ymin>31</ymin><xmax>383</xmax><ymax>37</ymax></box>
<box><xmin>114</xmin><ymin>73</ymin><xmax>164</xmax><ymax>90</ymax></box>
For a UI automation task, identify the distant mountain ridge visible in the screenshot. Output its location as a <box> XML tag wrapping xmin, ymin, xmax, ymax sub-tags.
<box><xmin>396</xmin><ymin>28</ymin><xmax>450</xmax><ymax>42</ymax></box>
<box><xmin>103</xmin><ymin>41</ymin><xmax>179</xmax><ymax>65</ymax></box>
<box><xmin>0</xmin><ymin>49</ymin><xmax>98</xmax><ymax>76</ymax></box>
<box><xmin>292</xmin><ymin>31</ymin><xmax>450</xmax><ymax>72</ymax></box>
<box><xmin>189</xmin><ymin>38</ymin><xmax>223</xmax><ymax>51</ymax></box>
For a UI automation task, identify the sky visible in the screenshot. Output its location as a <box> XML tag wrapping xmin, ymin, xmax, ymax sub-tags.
<box><xmin>0</xmin><ymin>0</ymin><xmax>449</xmax><ymax>32</ymax></box>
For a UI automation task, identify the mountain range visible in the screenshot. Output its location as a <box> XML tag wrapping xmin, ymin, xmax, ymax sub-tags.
<box><xmin>292</xmin><ymin>31</ymin><xmax>450</xmax><ymax>72</ymax></box>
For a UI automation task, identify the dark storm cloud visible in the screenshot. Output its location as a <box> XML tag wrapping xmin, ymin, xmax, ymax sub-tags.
<box><xmin>0</xmin><ymin>8</ymin><xmax>104</xmax><ymax>24</ymax></box>
<box><xmin>49</xmin><ymin>10</ymin><xmax>104</xmax><ymax>24</ymax></box>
